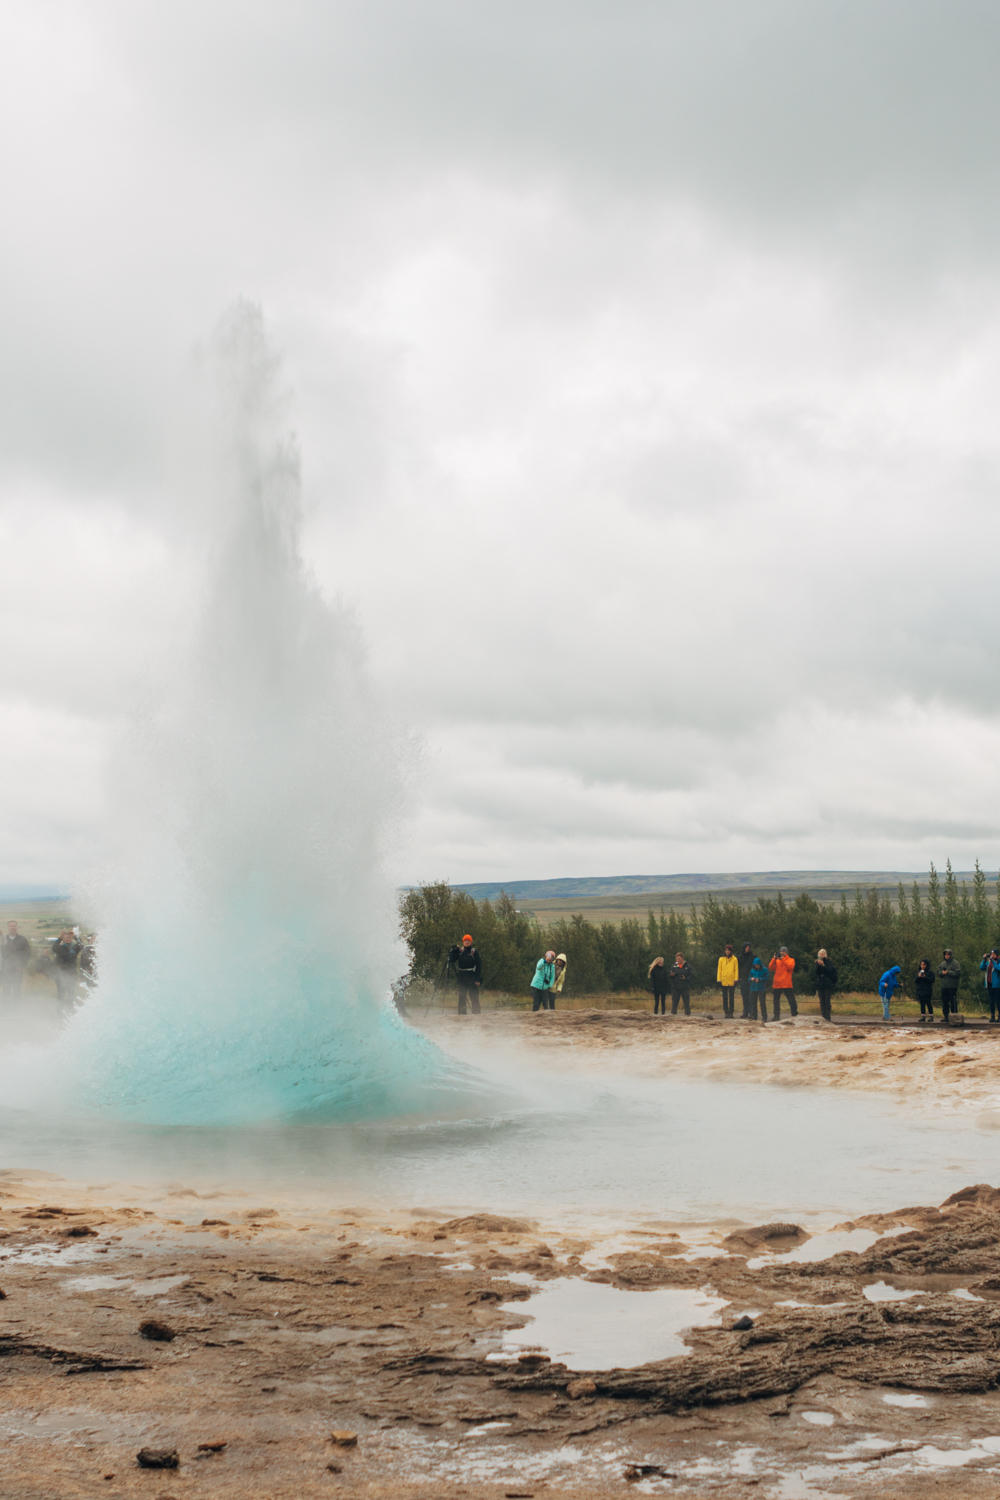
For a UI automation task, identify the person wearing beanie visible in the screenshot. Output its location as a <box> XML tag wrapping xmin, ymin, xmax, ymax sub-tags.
<box><xmin>716</xmin><ymin>943</ymin><xmax>739</xmax><ymax>1018</ymax></box>
<box><xmin>450</xmin><ymin>934</ymin><xmax>483</xmax><ymax>1015</ymax></box>
<box><xmin>939</xmin><ymin>948</ymin><xmax>961</xmax><ymax>1024</ymax></box>
<box><xmin>531</xmin><ymin>951</ymin><xmax>557</xmax><ymax>1011</ymax></box>
<box><xmin>748</xmin><ymin>954</ymin><xmax>769</xmax><ymax>1022</ymax></box>
<box><xmin>767</xmin><ymin>946</ymin><xmax>797</xmax><ymax>1021</ymax></box>
<box><xmin>648</xmin><ymin>955</ymin><xmax>669</xmax><ymax>1015</ymax></box>
<box><xmin>814</xmin><ymin>949</ymin><xmax>838</xmax><ymax>1022</ymax></box>
<box><xmin>878</xmin><ymin>963</ymin><xmax>902</xmax><ymax>1022</ymax></box>
<box><xmin>550</xmin><ymin>953</ymin><xmax>568</xmax><ymax>1004</ymax></box>
<box><xmin>668</xmin><ymin>952</ymin><xmax>695</xmax><ymax>1016</ymax></box>
<box><xmin>914</xmin><ymin>958</ymin><xmax>936</xmax><ymax>1021</ymax></box>
<box><xmin>737</xmin><ymin>941</ymin><xmax>755</xmax><ymax>1019</ymax></box>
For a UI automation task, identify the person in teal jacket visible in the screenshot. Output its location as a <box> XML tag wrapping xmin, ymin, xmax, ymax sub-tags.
<box><xmin>979</xmin><ymin>949</ymin><xmax>1000</xmax><ymax>1022</ymax></box>
<box><xmin>747</xmin><ymin>954</ymin><xmax>769</xmax><ymax>1023</ymax></box>
<box><xmin>531</xmin><ymin>951</ymin><xmax>556</xmax><ymax>1011</ymax></box>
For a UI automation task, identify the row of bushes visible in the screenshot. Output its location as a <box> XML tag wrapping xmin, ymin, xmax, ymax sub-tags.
<box><xmin>399</xmin><ymin>862</ymin><xmax>1000</xmax><ymax>1001</ymax></box>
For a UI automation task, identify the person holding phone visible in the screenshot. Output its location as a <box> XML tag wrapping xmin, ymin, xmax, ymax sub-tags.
<box><xmin>814</xmin><ymin>949</ymin><xmax>837</xmax><ymax>1022</ymax></box>
<box><xmin>914</xmin><ymin>958</ymin><xmax>935</xmax><ymax>1021</ymax></box>
<box><xmin>767</xmin><ymin>946</ymin><xmax>797</xmax><ymax>1020</ymax></box>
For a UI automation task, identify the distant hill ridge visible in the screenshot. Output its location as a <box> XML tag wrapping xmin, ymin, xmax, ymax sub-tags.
<box><xmin>451</xmin><ymin>871</ymin><xmax>989</xmax><ymax>903</ymax></box>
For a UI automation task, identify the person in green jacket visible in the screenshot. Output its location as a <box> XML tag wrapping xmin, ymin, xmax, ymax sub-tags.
<box><xmin>531</xmin><ymin>951</ymin><xmax>556</xmax><ymax>1012</ymax></box>
<box><xmin>939</xmin><ymin>948</ymin><xmax>961</xmax><ymax>1024</ymax></box>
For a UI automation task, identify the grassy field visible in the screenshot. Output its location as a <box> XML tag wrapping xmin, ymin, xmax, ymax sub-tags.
<box><xmin>516</xmin><ymin>881</ymin><xmax>932</xmax><ymax>925</ymax></box>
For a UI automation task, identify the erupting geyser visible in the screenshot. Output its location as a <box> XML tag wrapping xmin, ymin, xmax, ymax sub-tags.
<box><xmin>58</xmin><ymin>303</ymin><xmax>468</xmax><ymax>1125</ymax></box>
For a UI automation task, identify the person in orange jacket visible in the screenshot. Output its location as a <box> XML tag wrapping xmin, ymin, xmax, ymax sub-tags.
<box><xmin>767</xmin><ymin>945</ymin><xmax>797</xmax><ymax>1021</ymax></box>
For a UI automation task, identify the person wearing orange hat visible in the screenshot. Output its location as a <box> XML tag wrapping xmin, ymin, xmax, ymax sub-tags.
<box><xmin>450</xmin><ymin>934</ymin><xmax>483</xmax><ymax>1014</ymax></box>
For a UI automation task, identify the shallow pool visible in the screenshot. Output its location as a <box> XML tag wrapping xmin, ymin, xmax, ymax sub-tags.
<box><xmin>0</xmin><ymin>1066</ymin><xmax>991</xmax><ymax>1225</ymax></box>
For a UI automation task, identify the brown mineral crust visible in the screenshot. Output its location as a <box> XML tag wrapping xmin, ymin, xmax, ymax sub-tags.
<box><xmin>789</xmin><ymin>1211</ymin><xmax>1000</xmax><ymax>1280</ymax></box>
<box><xmin>438</xmin><ymin>1213</ymin><xmax>534</xmax><ymax>1235</ymax></box>
<box><xmin>493</xmin><ymin>1297</ymin><xmax>1000</xmax><ymax>1406</ymax></box>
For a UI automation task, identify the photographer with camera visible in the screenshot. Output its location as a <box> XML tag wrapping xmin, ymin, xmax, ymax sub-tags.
<box><xmin>450</xmin><ymin>934</ymin><xmax>483</xmax><ymax>1015</ymax></box>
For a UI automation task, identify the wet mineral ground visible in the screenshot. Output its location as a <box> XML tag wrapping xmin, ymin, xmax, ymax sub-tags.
<box><xmin>5</xmin><ymin>1013</ymin><xmax>1000</xmax><ymax>1497</ymax></box>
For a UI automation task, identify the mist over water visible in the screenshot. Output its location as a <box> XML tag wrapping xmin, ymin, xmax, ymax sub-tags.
<box><xmin>40</xmin><ymin>303</ymin><xmax>475</xmax><ymax>1125</ymax></box>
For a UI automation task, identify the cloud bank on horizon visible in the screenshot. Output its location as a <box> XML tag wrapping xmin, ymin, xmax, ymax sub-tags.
<box><xmin>2</xmin><ymin>0</ymin><xmax>1000</xmax><ymax>886</ymax></box>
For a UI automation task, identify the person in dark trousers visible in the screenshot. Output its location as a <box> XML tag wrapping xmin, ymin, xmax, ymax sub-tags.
<box><xmin>768</xmin><ymin>946</ymin><xmax>797</xmax><ymax>1020</ymax></box>
<box><xmin>939</xmin><ymin>948</ymin><xmax>961</xmax><ymax>1023</ymax></box>
<box><xmin>737</xmin><ymin>942</ymin><xmax>754</xmax><ymax>1018</ymax></box>
<box><xmin>1</xmin><ymin>921</ymin><xmax>31</xmax><ymax>1001</ymax></box>
<box><xmin>814</xmin><ymin>949</ymin><xmax>837</xmax><ymax>1022</ymax></box>
<box><xmin>979</xmin><ymin>949</ymin><xmax>1000</xmax><ymax>1022</ymax></box>
<box><xmin>450</xmin><ymin>935</ymin><xmax>483</xmax><ymax>1015</ymax></box>
<box><xmin>669</xmin><ymin>952</ymin><xmax>695</xmax><ymax>1016</ymax></box>
<box><xmin>51</xmin><ymin>930</ymin><xmax>81</xmax><ymax>1017</ymax></box>
<box><xmin>748</xmin><ymin>955</ymin><xmax>769</xmax><ymax>1022</ymax></box>
<box><xmin>530</xmin><ymin>951</ymin><xmax>556</xmax><ymax>1011</ymax></box>
<box><xmin>716</xmin><ymin>943</ymin><xmax>738</xmax><ymax>1018</ymax></box>
<box><xmin>914</xmin><ymin>958</ymin><xmax>935</xmax><ymax>1021</ymax></box>
<box><xmin>878</xmin><ymin>964</ymin><xmax>902</xmax><ymax>1022</ymax></box>
<box><xmin>648</xmin><ymin>956</ymin><xmax>669</xmax><ymax>1015</ymax></box>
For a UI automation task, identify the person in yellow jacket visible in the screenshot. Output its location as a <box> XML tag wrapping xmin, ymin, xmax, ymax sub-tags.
<box><xmin>551</xmin><ymin>953</ymin><xmax>568</xmax><ymax>1003</ymax></box>
<box><xmin>716</xmin><ymin>943</ymin><xmax>739</xmax><ymax>1018</ymax></box>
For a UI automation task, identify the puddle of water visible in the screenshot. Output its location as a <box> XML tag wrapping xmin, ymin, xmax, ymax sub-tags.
<box><xmin>801</xmin><ymin>1411</ymin><xmax>835</xmax><ymax>1426</ymax></box>
<box><xmin>915</xmin><ymin>1445</ymin><xmax>984</xmax><ymax>1467</ymax></box>
<box><xmin>883</xmin><ymin>1392</ymin><xmax>928</xmax><ymax>1408</ymax></box>
<box><xmin>863</xmin><ymin>1281</ymin><xmax>918</xmax><ymax>1302</ymax></box>
<box><xmin>131</xmin><ymin>1274</ymin><xmax>189</xmax><ymax>1296</ymax></box>
<box><xmin>975</xmin><ymin>1437</ymin><xmax>1000</xmax><ymax>1453</ymax></box>
<box><xmin>951</xmin><ymin>1288</ymin><xmax>984</xmax><ymax>1301</ymax></box>
<box><xmin>63</xmin><ymin>1274</ymin><xmax>131</xmax><ymax>1293</ymax></box>
<box><xmin>0</xmin><ymin>1243</ymin><xmax>103</xmax><ymax>1268</ymax></box>
<box><xmin>752</xmin><ymin>1225</ymin><xmax>912</xmax><ymax>1269</ymax></box>
<box><xmin>498</xmin><ymin>1278</ymin><xmax>729</xmax><ymax>1369</ymax></box>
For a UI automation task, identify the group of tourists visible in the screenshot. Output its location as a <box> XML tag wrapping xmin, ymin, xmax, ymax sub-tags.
<box><xmin>650</xmin><ymin>943</ymin><xmax>991</xmax><ymax>1024</ymax></box>
<box><xmin>434</xmin><ymin>931</ymin><xmax>996</xmax><ymax>1024</ymax></box>
<box><xmin>648</xmin><ymin>944</ymin><xmax>806</xmax><ymax>1022</ymax></box>
<box><xmin>0</xmin><ymin>921</ymin><xmax>97</xmax><ymax>1017</ymax></box>
<box><xmin>646</xmin><ymin>943</ymin><xmax>980</xmax><ymax>1024</ymax></box>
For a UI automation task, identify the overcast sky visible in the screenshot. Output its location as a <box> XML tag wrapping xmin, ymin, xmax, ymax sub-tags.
<box><xmin>3</xmin><ymin>0</ymin><xmax>1000</xmax><ymax>888</ymax></box>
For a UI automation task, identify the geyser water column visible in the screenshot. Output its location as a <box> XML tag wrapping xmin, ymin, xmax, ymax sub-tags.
<box><xmin>64</xmin><ymin>303</ymin><xmax>468</xmax><ymax>1125</ymax></box>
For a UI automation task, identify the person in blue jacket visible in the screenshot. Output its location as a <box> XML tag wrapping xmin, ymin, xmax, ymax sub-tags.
<box><xmin>530</xmin><ymin>951</ymin><xmax>556</xmax><ymax>1011</ymax></box>
<box><xmin>747</xmin><ymin>954</ymin><xmax>769</xmax><ymax>1023</ymax></box>
<box><xmin>979</xmin><ymin>948</ymin><xmax>1000</xmax><ymax>1022</ymax></box>
<box><xmin>878</xmin><ymin>964</ymin><xmax>902</xmax><ymax>1022</ymax></box>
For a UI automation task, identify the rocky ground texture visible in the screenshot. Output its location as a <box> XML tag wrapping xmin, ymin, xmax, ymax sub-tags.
<box><xmin>6</xmin><ymin>1166</ymin><xmax>1000</xmax><ymax>1497</ymax></box>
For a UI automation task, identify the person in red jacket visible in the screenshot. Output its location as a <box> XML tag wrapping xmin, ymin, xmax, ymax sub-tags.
<box><xmin>767</xmin><ymin>946</ymin><xmax>797</xmax><ymax>1021</ymax></box>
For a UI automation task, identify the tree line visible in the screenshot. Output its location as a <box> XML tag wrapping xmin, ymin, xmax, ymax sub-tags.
<box><xmin>399</xmin><ymin>862</ymin><xmax>1000</xmax><ymax>1003</ymax></box>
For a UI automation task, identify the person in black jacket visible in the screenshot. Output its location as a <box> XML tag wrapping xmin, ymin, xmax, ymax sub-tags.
<box><xmin>669</xmin><ymin>952</ymin><xmax>695</xmax><ymax>1016</ymax></box>
<box><xmin>1</xmin><ymin>921</ymin><xmax>31</xmax><ymax>1000</ymax></box>
<box><xmin>914</xmin><ymin>959</ymin><xmax>935</xmax><ymax>1021</ymax></box>
<box><xmin>450</xmin><ymin>935</ymin><xmax>483</xmax><ymax>1015</ymax></box>
<box><xmin>51</xmin><ymin>930</ymin><xmax>81</xmax><ymax>1016</ymax></box>
<box><xmin>737</xmin><ymin>942</ymin><xmax>754</xmax><ymax>1019</ymax></box>
<box><xmin>814</xmin><ymin>949</ymin><xmax>838</xmax><ymax>1022</ymax></box>
<box><xmin>648</xmin><ymin>956</ymin><xmax>669</xmax><ymax>1016</ymax></box>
